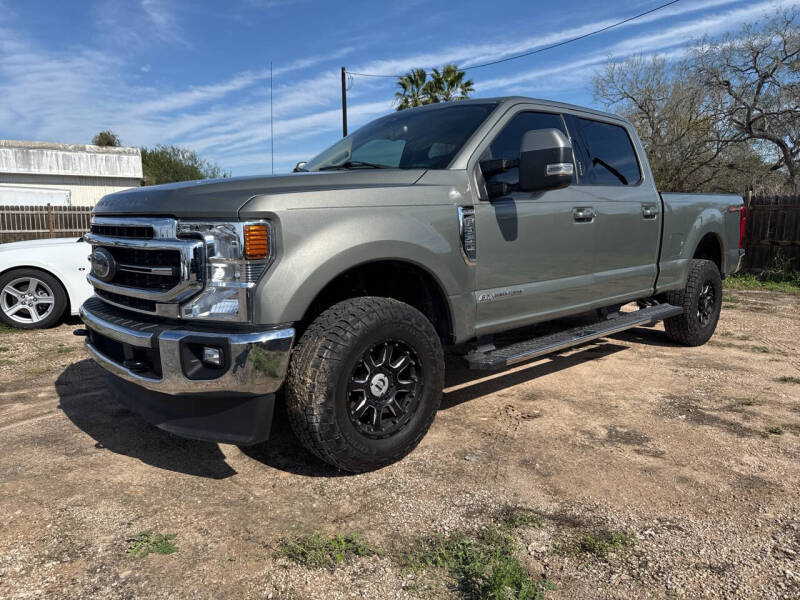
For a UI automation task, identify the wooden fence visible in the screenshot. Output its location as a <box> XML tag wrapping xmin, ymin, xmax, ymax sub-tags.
<box><xmin>743</xmin><ymin>195</ymin><xmax>800</xmax><ymax>271</ymax></box>
<box><xmin>0</xmin><ymin>205</ymin><xmax>93</xmax><ymax>244</ymax></box>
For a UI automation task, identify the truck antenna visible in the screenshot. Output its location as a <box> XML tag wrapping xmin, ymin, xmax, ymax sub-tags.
<box><xmin>270</xmin><ymin>61</ymin><xmax>274</xmax><ymax>175</ymax></box>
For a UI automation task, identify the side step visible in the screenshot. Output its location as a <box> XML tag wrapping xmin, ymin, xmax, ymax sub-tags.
<box><xmin>466</xmin><ymin>303</ymin><xmax>683</xmax><ymax>370</ymax></box>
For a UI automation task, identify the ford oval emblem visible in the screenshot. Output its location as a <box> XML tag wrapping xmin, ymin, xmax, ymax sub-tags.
<box><xmin>90</xmin><ymin>247</ymin><xmax>116</xmax><ymax>282</ymax></box>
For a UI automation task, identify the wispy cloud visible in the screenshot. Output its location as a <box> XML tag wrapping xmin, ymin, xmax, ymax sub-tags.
<box><xmin>94</xmin><ymin>0</ymin><xmax>189</xmax><ymax>47</ymax></box>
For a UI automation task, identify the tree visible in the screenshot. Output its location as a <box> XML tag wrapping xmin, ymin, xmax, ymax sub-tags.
<box><xmin>92</xmin><ymin>130</ymin><xmax>120</xmax><ymax>147</ymax></box>
<box><xmin>395</xmin><ymin>68</ymin><xmax>431</xmax><ymax>110</ymax></box>
<box><xmin>692</xmin><ymin>10</ymin><xmax>800</xmax><ymax>192</ymax></box>
<box><xmin>594</xmin><ymin>55</ymin><xmax>738</xmax><ymax>192</ymax></box>
<box><xmin>140</xmin><ymin>145</ymin><xmax>228</xmax><ymax>186</ymax></box>
<box><xmin>593</xmin><ymin>10</ymin><xmax>798</xmax><ymax>194</ymax></box>
<box><xmin>428</xmin><ymin>64</ymin><xmax>475</xmax><ymax>102</ymax></box>
<box><xmin>395</xmin><ymin>65</ymin><xmax>474</xmax><ymax>110</ymax></box>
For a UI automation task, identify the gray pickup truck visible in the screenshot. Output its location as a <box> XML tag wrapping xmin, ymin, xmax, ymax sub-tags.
<box><xmin>79</xmin><ymin>97</ymin><xmax>746</xmax><ymax>472</ymax></box>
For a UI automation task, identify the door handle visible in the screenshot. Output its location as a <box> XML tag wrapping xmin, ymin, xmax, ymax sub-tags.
<box><xmin>641</xmin><ymin>204</ymin><xmax>659</xmax><ymax>219</ymax></box>
<box><xmin>573</xmin><ymin>207</ymin><xmax>596</xmax><ymax>222</ymax></box>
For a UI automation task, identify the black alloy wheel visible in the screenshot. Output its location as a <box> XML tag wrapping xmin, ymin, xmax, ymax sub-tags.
<box><xmin>346</xmin><ymin>339</ymin><xmax>422</xmax><ymax>439</ymax></box>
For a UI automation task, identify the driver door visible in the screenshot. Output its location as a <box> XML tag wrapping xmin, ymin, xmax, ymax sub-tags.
<box><xmin>473</xmin><ymin>109</ymin><xmax>597</xmax><ymax>336</ymax></box>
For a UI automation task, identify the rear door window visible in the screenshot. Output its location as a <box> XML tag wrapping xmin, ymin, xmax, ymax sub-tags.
<box><xmin>564</xmin><ymin>115</ymin><xmax>641</xmax><ymax>186</ymax></box>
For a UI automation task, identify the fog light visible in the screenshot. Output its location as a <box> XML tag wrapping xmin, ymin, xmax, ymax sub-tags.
<box><xmin>202</xmin><ymin>346</ymin><xmax>224</xmax><ymax>368</ymax></box>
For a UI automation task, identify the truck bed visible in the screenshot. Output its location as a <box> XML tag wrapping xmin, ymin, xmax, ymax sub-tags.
<box><xmin>657</xmin><ymin>192</ymin><xmax>744</xmax><ymax>293</ymax></box>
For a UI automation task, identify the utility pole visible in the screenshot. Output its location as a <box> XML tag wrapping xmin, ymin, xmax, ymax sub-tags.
<box><xmin>341</xmin><ymin>66</ymin><xmax>348</xmax><ymax>137</ymax></box>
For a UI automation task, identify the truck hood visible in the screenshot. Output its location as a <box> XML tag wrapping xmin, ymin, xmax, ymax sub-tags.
<box><xmin>93</xmin><ymin>170</ymin><xmax>427</xmax><ymax>218</ymax></box>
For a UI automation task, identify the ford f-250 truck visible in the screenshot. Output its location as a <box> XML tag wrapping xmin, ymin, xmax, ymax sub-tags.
<box><xmin>78</xmin><ymin>97</ymin><xmax>746</xmax><ymax>472</ymax></box>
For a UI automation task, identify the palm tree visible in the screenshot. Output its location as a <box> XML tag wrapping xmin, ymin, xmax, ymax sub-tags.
<box><xmin>395</xmin><ymin>69</ymin><xmax>431</xmax><ymax>110</ymax></box>
<box><xmin>428</xmin><ymin>64</ymin><xmax>474</xmax><ymax>102</ymax></box>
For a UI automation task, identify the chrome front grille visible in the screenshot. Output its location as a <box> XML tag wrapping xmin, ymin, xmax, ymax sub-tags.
<box><xmin>86</xmin><ymin>217</ymin><xmax>205</xmax><ymax>316</ymax></box>
<box><xmin>104</xmin><ymin>246</ymin><xmax>182</xmax><ymax>290</ymax></box>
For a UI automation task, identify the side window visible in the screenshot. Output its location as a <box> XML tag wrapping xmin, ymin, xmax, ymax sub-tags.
<box><xmin>485</xmin><ymin>111</ymin><xmax>570</xmax><ymax>185</ymax></box>
<box><xmin>563</xmin><ymin>115</ymin><xmax>641</xmax><ymax>186</ymax></box>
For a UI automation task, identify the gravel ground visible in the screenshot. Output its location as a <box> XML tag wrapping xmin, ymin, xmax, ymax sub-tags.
<box><xmin>0</xmin><ymin>289</ymin><xmax>798</xmax><ymax>599</ymax></box>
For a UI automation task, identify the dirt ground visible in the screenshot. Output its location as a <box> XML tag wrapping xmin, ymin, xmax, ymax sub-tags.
<box><xmin>1</xmin><ymin>288</ymin><xmax>799</xmax><ymax>600</ymax></box>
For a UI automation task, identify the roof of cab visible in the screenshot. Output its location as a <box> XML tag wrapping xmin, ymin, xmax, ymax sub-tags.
<box><xmin>406</xmin><ymin>96</ymin><xmax>629</xmax><ymax>125</ymax></box>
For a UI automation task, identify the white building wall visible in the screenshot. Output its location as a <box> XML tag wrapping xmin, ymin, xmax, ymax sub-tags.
<box><xmin>0</xmin><ymin>174</ymin><xmax>141</xmax><ymax>206</ymax></box>
<box><xmin>0</xmin><ymin>140</ymin><xmax>143</xmax><ymax>207</ymax></box>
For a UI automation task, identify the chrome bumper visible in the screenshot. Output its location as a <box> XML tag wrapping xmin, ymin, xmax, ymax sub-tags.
<box><xmin>80</xmin><ymin>300</ymin><xmax>294</xmax><ymax>396</ymax></box>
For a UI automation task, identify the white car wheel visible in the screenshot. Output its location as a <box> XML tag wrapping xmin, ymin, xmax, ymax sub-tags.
<box><xmin>0</xmin><ymin>269</ymin><xmax>67</xmax><ymax>329</ymax></box>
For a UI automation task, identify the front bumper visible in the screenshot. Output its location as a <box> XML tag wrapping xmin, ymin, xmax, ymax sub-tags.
<box><xmin>80</xmin><ymin>296</ymin><xmax>294</xmax><ymax>395</ymax></box>
<box><xmin>79</xmin><ymin>296</ymin><xmax>294</xmax><ymax>445</ymax></box>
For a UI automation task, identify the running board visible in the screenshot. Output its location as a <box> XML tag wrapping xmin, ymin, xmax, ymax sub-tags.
<box><xmin>466</xmin><ymin>304</ymin><xmax>683</xmax><ymax>370</ymax></box>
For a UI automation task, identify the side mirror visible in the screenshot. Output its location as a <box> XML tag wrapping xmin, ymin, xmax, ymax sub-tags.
<box><xmin>518</xmin><ymin>128</ymin><xmax>574</xmax><ymax>192</ymax></box>
<box><xmin>293</xmin><ymin>161</ymin><xmax>307</xmax><ymax>172</ymax></box>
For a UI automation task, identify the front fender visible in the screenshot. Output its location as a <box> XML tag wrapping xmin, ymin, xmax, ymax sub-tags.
<box><xmin>251</xmin><ymin>204</ymin><xmax>471</xmax><ymax>326</ymax></box>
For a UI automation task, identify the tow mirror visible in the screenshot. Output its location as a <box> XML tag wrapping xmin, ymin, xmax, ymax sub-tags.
<box><xmin>518</xmin><ymin>128</ymin><xmax>573</xmax><ymax>192</ymax></box>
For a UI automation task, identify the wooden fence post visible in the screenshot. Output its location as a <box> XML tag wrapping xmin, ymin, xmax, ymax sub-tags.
<box><xmin>46</xmin><ymin>203</ymin><xmax>54</xmax><ymax>239</ymax></box>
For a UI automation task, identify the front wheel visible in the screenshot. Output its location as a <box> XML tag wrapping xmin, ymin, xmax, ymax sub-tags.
<box><xmin>285</xmin><ymin>297</ymin><xmax>444</xmax><ymax>472</ymax></box>
<box><xmin>663</xmin><ymin>259</ymin><xmax>722</xmax><ymax>346</ymax></box>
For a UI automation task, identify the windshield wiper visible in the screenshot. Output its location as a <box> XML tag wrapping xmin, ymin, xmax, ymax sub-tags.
<box><xmin>318</xmin><ymin>160</ymin><xmax>388</xmax><ymax>170</ymax></box>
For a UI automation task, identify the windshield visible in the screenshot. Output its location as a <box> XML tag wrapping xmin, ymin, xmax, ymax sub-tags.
<box><xmin>303</xmin><ymin>103</ymin><xmax>497</xmax><ymax>171</ymax></box>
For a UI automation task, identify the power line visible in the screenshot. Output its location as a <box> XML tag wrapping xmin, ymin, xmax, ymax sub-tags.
<box><xmin>345</xmin><ymin>0</ymin><xmax>681</xmax><ymax>78</ymax></box>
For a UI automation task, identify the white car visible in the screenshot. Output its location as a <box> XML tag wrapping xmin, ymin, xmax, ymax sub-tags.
<box><xmin>0</xmin><ymin>237</ymin><xmax>93</xmax><ymax>329</ymax></box>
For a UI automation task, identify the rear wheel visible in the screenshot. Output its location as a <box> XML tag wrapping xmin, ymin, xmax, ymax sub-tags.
<box><xmin>663</xmin><ymin>259</ymin><xmax>722</xmax><ymax>346</ymax></box>
<box><xmin>285</xmin><ymin>297</ymin><xmax>444</xmax><ymax>472</ymax></box>
<box><xmin>0</xmin><ymin>268</ymin><xmax>68</xmax><ymax>329</ymax></box>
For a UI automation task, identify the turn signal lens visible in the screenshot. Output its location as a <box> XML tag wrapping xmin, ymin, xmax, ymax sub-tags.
<box><xmin>244</xmin><ymin>224</ymin><xmax>269</xmax><ymax>259</ymax></box>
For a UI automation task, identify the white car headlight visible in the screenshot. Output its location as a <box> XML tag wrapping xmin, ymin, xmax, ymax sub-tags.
<box><xmin>177</xmin><ymin>221</ymin><xmax>271</xmax><ymax>322</ymax></box>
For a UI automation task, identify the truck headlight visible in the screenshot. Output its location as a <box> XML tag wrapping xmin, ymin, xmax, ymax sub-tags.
<box><xmin>177</xmin><ymin>221</ymin><xmax>272</xmax><ymax>322</ymax></box>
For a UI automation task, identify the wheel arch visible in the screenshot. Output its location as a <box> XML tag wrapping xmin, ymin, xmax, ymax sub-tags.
<box><xmin>296</xmin><ymin>258</ymin><xmax>454</xmax><ymax>342</ymax></box>
<box><xmin>692</xmin><ymin>232</ymin><xmax>724</xmax><ymax>276</ymax></box>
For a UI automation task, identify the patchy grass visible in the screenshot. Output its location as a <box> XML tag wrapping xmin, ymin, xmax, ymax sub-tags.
<box><xmin>563</xmin><ymin>530</ymin><xmax>636</xmax><ymax>560</ymax></box>
<box><xmin>777</xmin><ymin>376</ymin><xmax>800</xmax><ymax>385</ymax></box>
<box><xmin>405</xmin><ymin>526</ymin><xmax>554</xmax><ymax>600</ymax></box>
<box><xmin>0</xmin><ymin>323</ymin><xmax>16</xmax><ymax>334</ymax></box>
<box><xmin>0</xmin><ymin>345</ymin><xmax>9</xmax><ymax>352</ymax></box>
<box><xmin>25</xmin><ymin>367</ymin><xmax>49</xmax><ymax>376</ymax></box>
<box><xmin>0</xmin><ymin>358</ymin><xmax>12</xmax><ymax>366</ymax></box>
<box><xmin>766</xmin><ymin>426</ymin><xmax>784</xmax><ymax>436</ymax></box>
<box><xmin>740</xmin><ymin>399</ymin><xmax>758</xmax><ymax>407</ymax></box>
<box><xmin>719</xmin><ymin>332</ymin><xmax>752</xmax><ymax>341</ymax></box>
<box><xmin>276</xmin><ymin>509</ymin><xmax>555</xmax><ymax>598</ymax></box>
<box><xmin>126</xmin><ymin>531</ymin><xmax>178</xmax><ymax>558</ymax></box>
<box><xmin>274</xmin><ymin>532</ymin><xmax>380</xmax><ymax>570</ymax></box>
<box><xmin>54</xmin><ymin>344</ymin><xmax>76</xmax><ymax>355</ymax></box>
<box><xmin>724</xmin><ymin>274</ymin><xmax>800</xmax><ymax>295</ymax></box>
<box><xmin>752</xmin><ymin>346</ymin><xmax>770</xmax><ymax>354</ymax></box>
<box><xmin>499</xmin><ymin>507</ymin><xmax>543</xmax><ymax>530</ymax></box>
<box><xmin>721</xmin><ymin>295</ymin><xmax>741</xmax><ymax>308</ymax></box>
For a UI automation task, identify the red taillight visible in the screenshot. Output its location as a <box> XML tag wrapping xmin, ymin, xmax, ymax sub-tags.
<box><xmin>739</xmin><ymin>205</ymin><xmax>746</xmax><ymax>249</ymax></box>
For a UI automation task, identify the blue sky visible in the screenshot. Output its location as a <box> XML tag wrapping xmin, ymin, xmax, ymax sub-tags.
<box><xmin>0</xmin><ymin>0</ymin><xmax>796</xmax><ymax>175</ymax></box>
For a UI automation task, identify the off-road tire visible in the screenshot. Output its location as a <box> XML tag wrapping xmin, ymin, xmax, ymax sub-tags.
<box><xmin>0</xmin><ymin>268</ymin><xmax>68</xmax><ymax>330</ymax></box>
<box><xmin>285</xmin><ymin>297</ymin><xmax>444</xmax><ymax>472</ymax></box>
<box><xmin>663</xmin><ymin>259</ymin><xmax>722</xmax><ymax>346</ymax></box>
